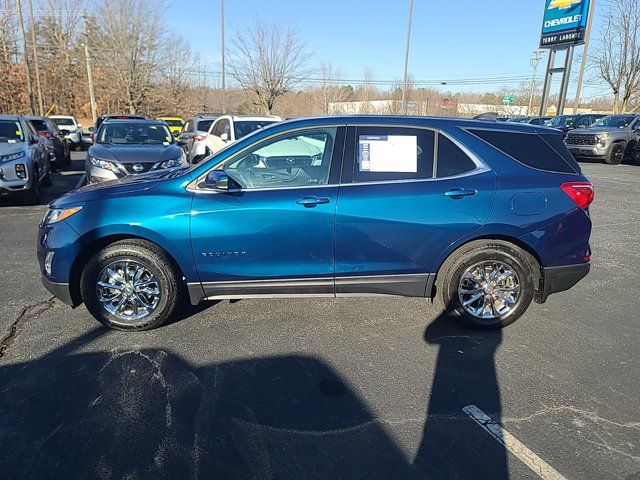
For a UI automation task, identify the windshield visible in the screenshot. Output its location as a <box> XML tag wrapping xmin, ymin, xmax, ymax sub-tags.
<box><xmin>0</xmin><ymin>121</ymin><xmax>25</xmax><ymax>143</ymax></box>
<box><xmin>97</xmin><ymin>122</ymin><xmax>173</xmax><ymax>144</ymax></box>
<box><xmin>51</xmin><ymin>117</ymin><xmax>75</xmax><ymax>126</ymax></box>
<box><xmin>234</xmin><ymin>121</ymin><xmax>277</xmax><ymax>139</ymax></box>
<box><xmin>545</xmin><ymin>115</ymin><xmax>578</xmax><ymax>127</ymax></box>
<box><xmin>592</xmin><ymin>115</ymin><xmax>637</xmax><ymax>128</ymax></box>
<box><xmin>163</xmin><ymin>119</ymin><xmax>184</xmax><ymax>127</ymax></box>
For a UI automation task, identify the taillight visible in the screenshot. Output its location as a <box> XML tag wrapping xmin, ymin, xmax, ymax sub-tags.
<box><xmin>561</xmin><ymin>181</ymin><xmax>594</xmax><ymax>209</ymax></box>
<box><xmin>37</xmin><ymin>131</ymin><xmax>53</xmax><ymax>139</ymax></box>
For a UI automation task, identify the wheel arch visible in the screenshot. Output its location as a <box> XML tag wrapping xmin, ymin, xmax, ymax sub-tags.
<box><xmin>429</xmin><ymin>235</ymin><xmax>543</xmax><ymax>300</ymax></box>
<box><xmin>68</xmin><ymin>234</ymin><xmax>188</xmax><ymax>307</ymax></box>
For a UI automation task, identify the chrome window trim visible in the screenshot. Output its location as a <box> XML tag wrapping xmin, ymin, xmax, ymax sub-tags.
<box><xmin>187</xmin><ymin>123</ymin><xmax>491</xmax><ymax>194</ymax></box>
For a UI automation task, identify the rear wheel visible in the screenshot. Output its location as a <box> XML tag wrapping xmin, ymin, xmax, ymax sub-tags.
<box><xmin>605</xmin><ymin>142</ymin><xmax>625</xmax><ymax>165</ymax></box>
<box><xmin>438</xmin><ymin>241</ymin><xmax>535</xmax><ymax>329</ymax></box>
<box><xmin>80</xmin><ymin>240</ymin><xmax>183</xmax><ymax>331</ymax></box>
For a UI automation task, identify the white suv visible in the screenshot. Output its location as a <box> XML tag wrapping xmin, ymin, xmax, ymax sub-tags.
<box><xmin>198</xmin><ymin>115</ymin><xmax>282</xmax><ymax>162</ymax></box>
<box><xmin>49</xmin><ymin>115</ymin><xmax>83</xmax><ymax>148</ymax></box>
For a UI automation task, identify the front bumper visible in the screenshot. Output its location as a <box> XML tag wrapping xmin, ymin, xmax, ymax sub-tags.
<box><xmin>537</xmin><ymin>262</ymin><xmax>590</xmax><ymax>303</ymax></box>
<box><xmin>41</xmin><ymin>275</ymin><xmax>75</xmax><ymax>306</ymax></box>
<box><xmin>567</xmin><ymin>145</ymin><xmax>607</xmax><ymax>158</ymax></box>
<box><xmin>0</xmin><ymin>160</ymin><xmax>31</xmax><ymax>195</ymax></box>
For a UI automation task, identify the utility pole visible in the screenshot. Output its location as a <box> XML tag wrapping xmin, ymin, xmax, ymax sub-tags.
<box><xmin>82</xmin><ymin>15</ymin><xmax>97</xmax><ymax>124</ymax></box>
<box><xmin>220</xmin><ymin>0</ymin><xmax>226</xmax><ymax>114</ymax></box>
<box><xmin>573</xmin><ymin>0</ymin><xmax>596</xmax><ymax>114</ymax></box>
<box><xmin>16</xmin><ymin>0</ymin><xmax>35</xmax><ymax>115</ymax></box>
<box><xmin>401</xmin><ymin>0</ymin><xmax>414</xmax><ymax>115</ymax></box>
<box><xmin>528</xmin><ymin>50</ymin><xmax>543</xmax><ymax>115</ymax></box>
<box><xmin>26</xmin><ymin>0</ymin><xmax>43</xmax><ymax>115</ymax></box>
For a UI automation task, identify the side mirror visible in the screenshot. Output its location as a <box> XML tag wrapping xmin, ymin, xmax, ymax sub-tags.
<box><xmin>77</xmin><ymin>123</ymin><xmax>83</xmax><ymax>129</ymax></box>
<box><xmin>220</xmin><ymin>132</ymin><xmax>230</xmax><ymax>142</ymax></box>
<box><xmin>200</xmin><ymin>170</ymin><xmax>235</xmax><ymax>191</ymax></box>
<box><xmin>89</xmin><ymin>127</ymin><xmax>96</xmax><ymax>133</ymax></box>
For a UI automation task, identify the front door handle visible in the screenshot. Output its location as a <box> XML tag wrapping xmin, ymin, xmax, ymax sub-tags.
<box><xmin>296</xmin><ymin>196</ymin><xmax>330</xmax><ymax>207</ymax></box>
<box><xmin>444</xmin><ymin>188</ymin><xmax>477</xmax><ymax>199</ymax></box>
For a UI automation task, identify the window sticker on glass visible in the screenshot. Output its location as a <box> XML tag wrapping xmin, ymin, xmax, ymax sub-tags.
<box><xmin>358</xmin><ymin>135</ymin><xmax>417</xmax><ymax>173</ymax></box>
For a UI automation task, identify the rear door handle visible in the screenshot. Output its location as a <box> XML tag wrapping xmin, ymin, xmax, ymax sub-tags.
<box><xmin>296</xmin><ymin>196</ymin><xmax>330</xmax><ymax>207</ymax></box>
<box><xmin>444</xmin><ymin>188</ymin><xmax>477</xmax><ymax>199</ymax></box>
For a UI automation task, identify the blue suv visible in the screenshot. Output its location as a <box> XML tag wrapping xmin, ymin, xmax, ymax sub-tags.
<box><xmin>37</xmin><ymin>116</ymin><xmax>593</xmax><ymax>331</ymax></box>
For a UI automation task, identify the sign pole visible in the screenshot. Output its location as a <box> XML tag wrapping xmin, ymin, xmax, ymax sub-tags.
<box><xmin>557</xmin><ymin>46</ymin><xmax>574</xmax><ymax>115</ymax></box>
<box><xmin>572</xmin><ymin>0</ymin><xmax>596</xmax><ymax>114</ymax></box>
<box><xmin>401</xmin><ymin>0</ymin><xmax>414</xmax><ymax>115</ymax></box>
<box><xmin>539</xmin><ymin>50</ymin><xmax>556</xmax><ymax>116</ymax></box>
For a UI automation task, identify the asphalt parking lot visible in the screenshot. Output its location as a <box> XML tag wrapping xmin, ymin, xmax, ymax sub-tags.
<box><xmin>0</xmin><ymin>153</ymin><xmax>638</xmax><ymax>479</ymax></box>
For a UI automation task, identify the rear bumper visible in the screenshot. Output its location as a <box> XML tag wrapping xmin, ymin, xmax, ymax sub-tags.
<box><xmin>41</xmin><ymin>275</ymin><xmax>76</xmax><ymax>307</ymax></box>
<box><xmin>537</xmin><ymin>262</ymin><xmax>590</xmax><ymax>303</ymax></box>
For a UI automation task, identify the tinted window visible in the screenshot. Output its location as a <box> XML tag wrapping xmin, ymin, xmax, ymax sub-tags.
<box><xmin>224</xmin><ymin>128</ymin><xmax>336</xmax><ymax>189</ymax></box>
<box><xmin>29</xmin><ymin>119</ymin><xmax>48</xmax><ymax>131</ymax></box>
<box><xmin>540</xmin><ymin>133</ymin><xmax>582</xmax><ymax>174</ymax></box>
<box><xmin>592</xmin><ymin>115</ymin><xmax>637</xmax><ymax>128</ymax></box>
<box><xmin>354</xmin><ymin>126</ymin><xmax>435</xmax><ymax>183</ymax></box>
<box><xmin>0</xmin><ymin>121</ymin><xmax>25</xmax><ymax>143</ymax></box>
<box><xmin>197</xmin><ymin>119</ymin><xmax>214</xmax><ymax>132</ymax></box>
<box><xmin>234</xmin><ymin>121</ymin><xmax>277</xmax><ymax>139</ymax></box>
<box><xmin>469</xmin><ymin>129</ymin><xmax>578</xmax><ymax>174</ymax></box>
<box><xmin>436</xmin><ymin>135</ymin><xmax>476</xmax><ymax>177</ymax></box>
<box><xmin>163</xmin><ymin>119</ymin><xmax>183</xmax><ymax>127</ymax></box>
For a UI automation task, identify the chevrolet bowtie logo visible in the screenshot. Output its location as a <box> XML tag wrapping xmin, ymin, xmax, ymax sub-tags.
<box><xmin>548</xmin><ymin>0</ymin><xmax>582</xmax><ymax>9</ymax></box>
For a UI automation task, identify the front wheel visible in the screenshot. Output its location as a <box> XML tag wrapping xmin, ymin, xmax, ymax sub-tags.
<box><xmin>438</xmin><ymin>242</ymin><xmax>535</xmax><ymax>329</ymax></box>
<box><xmin>605</xmin><ymin>142</ymin><xmax>625</xmax><ymax>165</ymax></box>
<box><xmin>80</xmin><ymin>240</ymin><xmax>183</xmax><ymax>331</ymax></box>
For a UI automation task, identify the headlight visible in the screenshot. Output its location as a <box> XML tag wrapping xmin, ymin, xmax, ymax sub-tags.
<box><xmin>90</xmin><ymin>156</ymin><xmax>120</xmax><ymax>173</ymax></box>
<box><xmin>0</xmin><ymin>151</ymin><xmax>26</xmax><ymax>163</ymax></box>
<box><xmin>596</xmin><ymin>133</ymin><xmax>610</xmax><ymax>140</ymax></box>
<box><xmin>159</xmin><ymin>155</ymin><xmax>185</xmax><ymax>169</ymax></box>
<box><xmin>42</xmin><ymin>205</ymin><xmax>83</xmax><ymax>225</ymax></box>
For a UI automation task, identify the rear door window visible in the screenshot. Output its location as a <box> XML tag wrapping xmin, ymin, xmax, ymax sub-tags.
<box><xmin>353</xmin><ymin>126</ymin><xmax>435</xmax><ymax>183</ymax></box>
<box><xmin>468</xmin><ymin>129</ymin><xmax>579</xmax><ymax>174</ymax></box>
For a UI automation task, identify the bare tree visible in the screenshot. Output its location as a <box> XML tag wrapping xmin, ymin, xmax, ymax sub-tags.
<box><xmin>312</xmin><ymin>62</ymin><xmax>351</xmax><ymax>114</ymax></box>
<box><xmin>229</xmin><ymin>19</ymin><xmax>311</xmax><ymax>114</ymax></box>
<box><xmin>592</xmin><ymin>0</ymin><xmax>640</xmax><ymax>113</ymax></box>
<box><xmin>94</xmin><ymin>0</ymin><xmax>167</xmax><ymax>114</ymax></box>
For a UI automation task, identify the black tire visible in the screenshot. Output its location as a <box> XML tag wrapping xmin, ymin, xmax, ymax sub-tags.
<box><xmin>80</xmin><ymin>240</ymin><xmax>183</xmax><ymax>331</ymax></box>
<box><xmin>437</xmin><ymin>240</ymin><xmax>536</xmax><ymax>330</ymax></box>
<box><xmin>605</xmin><ymin>142</ymin><xmax>625</xmax><ymax>165</ymax></box>
<box><xmin>41</xmin><ymin>170</ymin><xmax>52</xmax><ymax>187</ymax></box>
<box><xmin>24</xmin><ymin>168</ymin><xmax>41</xmax><ymax>205</ymax></box>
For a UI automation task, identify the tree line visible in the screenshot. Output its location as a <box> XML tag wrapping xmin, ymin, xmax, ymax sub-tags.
<box><xmin>1</xmin><ymin>0</ymin><xmax>638</xmax><ymax>122</ymax></box>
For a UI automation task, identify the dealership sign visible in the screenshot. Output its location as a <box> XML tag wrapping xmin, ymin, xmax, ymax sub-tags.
<box><xmin>540</xmin><ymin>0</ymin><xmax>591</xmax><ymax>48</ymax></box>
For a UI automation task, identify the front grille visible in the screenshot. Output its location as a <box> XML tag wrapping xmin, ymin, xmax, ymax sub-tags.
<box><xmin>123</xmin><ymin>162</ymin><xmax>156</xmax><ymax>174</ymax></box>
<box><xmin>565</xmin><ymin>134</ymin><xmax>596</xmax><ymax>145</ymax></box>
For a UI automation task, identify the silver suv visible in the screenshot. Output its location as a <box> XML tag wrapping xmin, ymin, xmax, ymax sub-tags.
<box><xmin>0</xmin><ymin>115</ymin><xmax>51</xmax><ymax>204</ymax></box>
<box><xmin>564</xmin><ymin>114</ymin><xmax>640</xmax><ymax>165</ymax></box>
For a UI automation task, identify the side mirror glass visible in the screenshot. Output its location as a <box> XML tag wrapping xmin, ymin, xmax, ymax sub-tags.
<box><xmin>201</xmin><ymin>170</ymin><xmax>236</xmax><ymax>191</ymax></box>
<box><xmin>220</xmin><ymin>132</ymin><xmax>230</xmax><ymax>142</ymax></box>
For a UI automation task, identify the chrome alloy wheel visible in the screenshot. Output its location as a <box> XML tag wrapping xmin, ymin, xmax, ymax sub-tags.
<box><xmin>458</xmin><ymin>261</ymin><xmax>521</xmax><ymax>320</ymax></box>
<box><xmin>96</xmin><ymin>260</ymin><xmax>161</xmax><ymax>321</ymax></box>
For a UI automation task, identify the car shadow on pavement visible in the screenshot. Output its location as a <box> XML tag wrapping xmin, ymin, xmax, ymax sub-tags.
<box><xmin>0</xmin><ymin>311</ymin><xmax>507</xmax><ymax>479</ymax></box>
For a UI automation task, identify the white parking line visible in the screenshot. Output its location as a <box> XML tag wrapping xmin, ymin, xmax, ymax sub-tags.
<box><xmin>463</xmin><ymin>405</ymin><xmax>567</xmax><ymax>480</ymax></box>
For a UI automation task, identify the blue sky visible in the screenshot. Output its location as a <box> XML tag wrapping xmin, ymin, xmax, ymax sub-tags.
<box><xmin>165</xmin><ymin>0</ymin><xmax>612</xmax><ymax>99</ymax></box>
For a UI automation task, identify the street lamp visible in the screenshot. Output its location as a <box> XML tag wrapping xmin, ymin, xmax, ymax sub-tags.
<box><xmin>528</xmin><ymin>50</ymin><xmax>543</xmax><ymax>115</ymax></box>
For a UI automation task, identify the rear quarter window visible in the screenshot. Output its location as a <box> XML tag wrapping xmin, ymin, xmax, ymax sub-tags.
<box><xmin>468</xmin><ymin>129</ymin><xmax>579</xmax><ymax>174</ymax></box>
